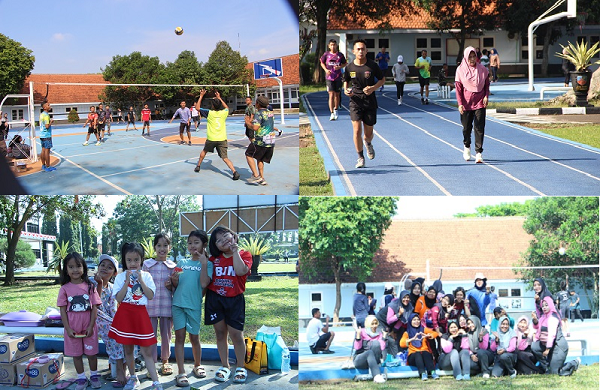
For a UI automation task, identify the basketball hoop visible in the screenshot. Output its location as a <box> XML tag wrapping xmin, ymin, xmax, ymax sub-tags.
<box><xmin>260</xmin><ymin>74</ymin><xmax>271</xmax><ymax>79</ymax></box>
<box><xmin>577</xmin><ymin>12</ymin><xmax>587</xmax><ymax>33</ymax></box>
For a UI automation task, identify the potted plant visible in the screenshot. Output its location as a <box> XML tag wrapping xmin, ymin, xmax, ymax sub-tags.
<box><xmin>140</xmin><ymin>237</ymin><xmax>156</xmax><ymax>260</ymax></box>
<box><xmin>556</xmin><ymin>40</ymin><xmax>600</xmax><ymax>107</ymax></box>
<box><xmin>239</xmin><ymin>234</ymin><xmax>271</xmax><ymax>278</ymax></box>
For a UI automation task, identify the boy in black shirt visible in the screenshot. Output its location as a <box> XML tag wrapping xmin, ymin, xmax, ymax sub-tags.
<box><xmin>343</xmin><ymin>39</ymin><xmax>385</xmax><ymax>168</ymax></box>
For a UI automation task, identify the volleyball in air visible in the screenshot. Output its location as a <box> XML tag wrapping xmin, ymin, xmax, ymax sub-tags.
<box><xmin>175</xmin><ymin>27</ymin><xmax>184</xmax><ymax>36</ymax></box>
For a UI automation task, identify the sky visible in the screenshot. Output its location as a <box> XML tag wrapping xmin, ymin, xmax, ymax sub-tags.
<box><xmin>0</xmin><ymin>0</ymin><xmax>297</xmax><ymax>74</ymax></box>
<box><xmin>395</xmin><ymin>196</ymin><xmax>537</xmax><ymax>219</ymax></box>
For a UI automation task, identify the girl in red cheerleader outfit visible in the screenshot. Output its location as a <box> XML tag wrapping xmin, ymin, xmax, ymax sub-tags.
<box><xmin>203</xmin><ymin>226</ymin><xmax>252</xmax><ymax>383</ymax></box>
<box><xmin>109</xmin><ymin>243</ymin><xmax>162</xmax><ymax>390</ymax></box>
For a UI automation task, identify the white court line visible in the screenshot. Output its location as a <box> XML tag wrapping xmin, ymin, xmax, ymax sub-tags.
<box><xmin>63</xmin><ymin>143</ymin><xmax>164</xmax><ymax>158</ymax></box>
<box><xmin>378</xmin><ymin>106</ymin><xmax>544</xmax><ymax>195</ymax></box>
<box><xmin>304</xmin><ymin>97</ymin><xmax>357</xmax><ymax>196</ymax></box>
<box><xmin>43</xmin><ymin>146</ymin><xmax>132</xmax><ymax>195</ymax></box>
<box><xmin>390</xmin><ymin>95</ymin><xmax>600</xmax><ymax>183</ymax></box>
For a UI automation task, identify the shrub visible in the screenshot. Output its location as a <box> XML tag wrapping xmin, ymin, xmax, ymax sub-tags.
<box><xmin>67</xmin><ymin>109</ymin><xmax>80</xmax><ymax>123</ymax></box>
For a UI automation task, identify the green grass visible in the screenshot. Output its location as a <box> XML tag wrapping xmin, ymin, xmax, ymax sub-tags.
<box><xmin>257</xmin><ymin>262</ymin><xmax>297</xmax><ymax>273</ymax></box>
<box><xmin>299</xmin><ymin>364</ymin><xmax>599</xmax><ymax>389</ymax></box>
<box><xmin>0</xmin><ymin>276</ymin><xmax>299</xmax><ymax>346</ymax></box>
<box><xmin>526</xmin><ymin>123</ymin><xmax>600</xmax><ymax>149</ymax></box>
<box><xmin>300</xmin><ymin>124</ymin><xmax>334</xmax><ymax>196</ymax></box>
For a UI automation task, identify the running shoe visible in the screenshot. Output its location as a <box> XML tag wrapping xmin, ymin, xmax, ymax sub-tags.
<box><xmin>47</xmin><ymin>166</ymin><xmax>56</xmax><ymax>171</ymax></box>
<box><xmin>355</xmin><ymin>157</ymin><xmax>365</xmax><ymax>168</ymax></box>
<box><xmin>330</xmin><ymin>112</ymin><xmax>335</xmax><ymax>121</ymax></box>
<box><xmin>373</xmin><ymin>374</ymin><xmax>385</xmax><ymax>384</ymax></box>
<box><xmin>366</xmin><ymin>143</ymin><xmax>375</xmax><ymax>160</ymax></box>
<box><xmin>425</xmin><ymin>98</ymin><xmax>429</xmax><ymax>105</ymax></box>
<box><xmin>421</xmin><ymin>373</ymin><xmax>428</xmax><ymax>381</ymax></box>
<box><xmin>333</xmin><ymin>110</ymin><xmax>338</xmax><ymax>120</ymax></box>
<box><xmin>95</xmin><ymin>141</ymin><xmax>101</xmax><ymax>146</ymax></box>
<box><xmin>463</xmin><ymin>146</ymin><xmax>471</xmax><ymax>161</ymax></box>
<box><xmin>380</xmin><ymin>85</ymin><xmax>384</xmax><ymax>92</ymax></box>
<box><xmin>82</xmin><ymin>141</ymin><xmax>89</xmax><ymax>146</ymax></box>
<box><xmin>482</xmin><ymin>373</ymin><xmax>490</xmax><ymax>378</ymax></box>
<box><xmin>431</xmin><ymin>372</ymin><xmax>440</xmax><ymax>380</ymax></box>
<box><xmin>232</xmin><ymin>171</ymin><xmax>240</xmax><ymax>180</ymax></box>
<box><xmin>148</xmin><ymin>382</ymin><xmax>163</xmax><ymax>390</ymax></box>
<box><xmin>248</xmin><ymin>175</ymin><xmax>263</xmax><ymax>184</ymax></box>
<box><xmin>421</xmin><ymin>98</ymin><xmax>425</xmax><ymax>104</ymax></box>
<box><xmin>179</xmin><ymin>141</ymin><xmax>186</xmax><ymax>145</ymax></box>
<box><xmin>398</xmin><ymin>99</ymin><xmax>402</xmax><ymax>105</ymax></box>
<box><xmin>259</xmin><ymin>178</ymin><xmax>268</xmax><ymax>186</ymax></box>
<box><xmin>475</xmin><ymin>152</ymin><xmax>483</xmax><ymax>163</ymax></box>
<box><xmin>188</xmin><ymin>141</ymin><xmax>192</xmax><ymax>146</ymax></box>
<box><xmin>510</xmin><ymin>369</ymin><xmax>517</xmax><ymax>379</ymax></box>
<box><xmin>194</xmin><ymin>165</ymin><xmax>200</xmax><ymax>173</ymax></box>
<box><xmin>123</xmin><ymin>376</ymin><xmax>140</xmax><ymax>390</ymax></box>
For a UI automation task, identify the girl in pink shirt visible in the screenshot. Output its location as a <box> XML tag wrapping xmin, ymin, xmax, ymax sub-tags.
<box><xmin>514</xmin><ymin>315</ymin><xmax>544</xmax><ymax>375</ymax></box>
<box><xmin>489</xmin><ymin>316</ymin><xmax>518</xmax><ymax>378</ymax></box>
<box><xmin>439</xmin><ymin>321</ymin><xmax>472</xmax><ymax>380</ymax></box>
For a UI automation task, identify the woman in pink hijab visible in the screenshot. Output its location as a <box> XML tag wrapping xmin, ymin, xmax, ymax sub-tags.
<box><xmin>455</xmin><ymin>46</ymin><xmax>490</xmax><ymax>163</ymax></box>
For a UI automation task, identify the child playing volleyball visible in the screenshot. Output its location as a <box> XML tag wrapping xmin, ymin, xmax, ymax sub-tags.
<box><xmin>57</xmin><ymin>252</ymin><xmax>102</xmax><ymax>390</ymax></box>
<box><xmin>109</xmin><ymin>243</ymin><xmax>162</xmax><ymax>390</ymax></box>
<box><xmin>165</xmin><ymin>230</ymin><xmax>210</xmax><ymax>386</ymax></box>
<box><xmin>143</xmin><ymin>233</ymin><xmax>176</xmax><ymax>377</ymax></box>
<box><xmin>203</xmin><ymin>226</ymin><xmax>252</xmax><ymax>383</ymax></box>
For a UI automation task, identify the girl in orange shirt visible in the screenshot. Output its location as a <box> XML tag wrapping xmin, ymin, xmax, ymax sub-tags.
<box><xmin>400</xmin><ymin>313</ymin><xmax>439</xmax><ymax>381</ymax></box>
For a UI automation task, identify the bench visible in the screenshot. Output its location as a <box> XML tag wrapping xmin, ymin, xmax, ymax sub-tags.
<box><xmin>540</xmin><ymin>86</ymin><xmax>571</xmax><ymax>100</ymax></box>
<box><xmin>0</xmin><ymin>326</ymin><xmax>64</xmax><ymax>336</ymax></box>
<box><xmin>567</xmin><ymin>338</ymin><xmax>588</xmax><ymax>355</ymax></box>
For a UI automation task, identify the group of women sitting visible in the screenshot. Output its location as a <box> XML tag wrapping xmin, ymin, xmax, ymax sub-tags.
<box><xmin>350</xmin><ymin>274</ymin><xmax>581</xmax><ymax>382</ymax></box>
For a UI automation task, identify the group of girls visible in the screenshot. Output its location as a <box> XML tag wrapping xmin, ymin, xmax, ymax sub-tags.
<box><xmin>351</xmin><ymin>273</ymin><xmax>581</xmax><ymax>383</ymax></box>
<box><xmin>57</xmin><ymin>226</ymin><xmax>252</xmax><ymax>390</ymax></box>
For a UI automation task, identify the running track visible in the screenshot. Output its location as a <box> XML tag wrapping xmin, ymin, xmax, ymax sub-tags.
<box><xmin>303</xmin><ymin>90</ymin><xmax>600</xmax><ymax>195</ymax></box>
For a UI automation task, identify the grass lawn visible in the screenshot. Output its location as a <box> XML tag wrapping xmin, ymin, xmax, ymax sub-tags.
<box><xmin>0</xmin><ymin>276</ymin><xmax>299</xmax><ymax>346</ymax></box>
<box><xmin>299</xmin><ymin>364</ymin><xmax>599</xmax><ymax>389</ymax></box>
<box><xmin>523</xmin><ymin>123</ymin><xmax>600</xmax><ymax>149</ymax></box>
<box><xmin>257</xmin><ymin>262</ymin><xmax>297</xmax><ymax>273</ymax></box>
<box><xmin>300</xmin><ymin>124</ymin><xmax>334</xmax><ymax>196</ymax></box>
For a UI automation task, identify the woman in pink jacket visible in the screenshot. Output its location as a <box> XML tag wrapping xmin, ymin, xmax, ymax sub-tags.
<box><xmin>465</xmin><ymin>315</ymin><xmax>494</xmax><ymax>378</ymax></box>
<box><xmin>455</xmin><ymin>46</ymin><xmax>490</xmax><ymax>164</ymax></box>
<box><xmin>352</xmin><ymin>315</ymin><xmax>386</xmax><ymax>384</ymax></box>
<box><xmin>490</xmin><ymin>316</ymin><xmax>518</xmax><ymax>378</ymax></box>
<box><xmin>439</xmin><ymin>320</ymin><xmax>472</xmax><ymax>380</ymax></box>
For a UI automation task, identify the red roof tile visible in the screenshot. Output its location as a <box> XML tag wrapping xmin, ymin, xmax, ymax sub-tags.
<box><xmin>20</xmin><ymin>74</ymin><xmax>109</xmax><ymax>105</ymax></box>
<box><xmin>328</xmin><ymin>7</ymin><xmax>433</xmax><ymax>30</ymax></box>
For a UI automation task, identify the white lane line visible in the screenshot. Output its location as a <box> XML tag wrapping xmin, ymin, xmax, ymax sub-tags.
<box><xmin>46</xmin><ymin>148</ymin><xmax>132</xmax><ymax>195</ymax></box>
<box><xmin>63</xmin><ymin>143</ymin><xmax>164</xmax><ymax>158</ymax></box>
<box><xmin>378</xmin><ymin>107</ymin><xmax>544</xmax><ymax>195</ymax></box>
<box><xmin>305</xmin><ymin>97</ymin><xmax>357</xmax><ymax>196</ymax></box>
<box><xmin>393</xmin><ymin>96</ymin><xmax>600</xmax><ymax>183</ymax></box>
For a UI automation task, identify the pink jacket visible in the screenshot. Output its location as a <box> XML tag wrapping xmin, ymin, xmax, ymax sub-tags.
<box><xmin>353</xmin><ymin>329</ymin><xmax>386</xmax><ymax>352</ymax></box>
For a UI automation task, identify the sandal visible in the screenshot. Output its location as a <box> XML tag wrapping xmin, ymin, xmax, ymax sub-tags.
<box><xmin>214</xmin><ymin>367</ymin><xmax>231</xmax><ymax>382</ymax></box>
<box><xmin>159</xmin><ymin>363</ymin><xmax>173</xmax><ymax>376</ymax></box>
<box><xmin>192</xmin><ymin>365</ymin><xmax>206</xmax><ymax>378</ymax></box>
<box><xmin>55</xmin><ymin>378</ymin><xmax>78</xmax><ymax>389</ymax></box>
<box><xmin>175</xmin><ymin>373</ymin><xmax>189</xmax><ymax>387</ymax></box>
<box><xmin>233</xmin><ymin>367</ymin><xmax>247</xmax><ymax>383</ymax></box>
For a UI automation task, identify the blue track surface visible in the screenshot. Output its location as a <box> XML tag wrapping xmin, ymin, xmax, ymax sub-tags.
<box><xmin>12</xmin><ymin>116</ymin><xmax>299</xmax><ymax>195</ymax></box>
<box><xmin>303</xmin><ymin>80</ymin><xmax>600</xmax><ymax>196</ymax></box>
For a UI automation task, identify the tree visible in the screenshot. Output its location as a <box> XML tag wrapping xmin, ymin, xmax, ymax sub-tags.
<box><xmin>455</xmin><ymin>201</ymin><xmax>533</xmax><ymax>218</ymax></box>
<box><xmin>0</xmin><ymin>34</ymin><xmax>35</xmax><ymax>101</ymax></box>
<box><xmin>299</xmin><ymin>197</ymin><xmax>398</xmax><ymax>323</ymax></box>
<box><xmin>301</xmin><ymin>0</ymin><xmax>416</xmax><ymax>84</ymax></box>
<box><xmin>41</xmin><ymin>210</ymin><xmax>58</xmax><ymax>266</ymax></box>
<box><xmin>58</xmin><ymin>214</ymin><xmax>79</xmax><ymax>254</ymax></box>
<box><xmin>517</xmin><ymin>197</ymin><xmax>599</xmax><ymax>317</ymax></box>
<box><xmin>202</xmin><ymin>41</ymin><xmax>253</xmax><ymax>99</ymax></box>
<box><xmin>0</xmin><ymin>196</ymin><xmax>103</xmax><ymax>285</ymax></box>
<box><xmin>67</xmin><ymin>109</ymin><xmax>80</xmax><ymax>124</ymax></box>
<box><xmin>161</xmin><ymin>50</ymin><xmax>206</xmax><ymax>104</ymax></box>
<box><xmin>417</xmin><ymin>0</ymin><xmax>509</xmax><ymax>65</ymax></box>
<box><xmin>101</xmin><ymin>52</ymin><xmax>167</xmax><ymax>109</ymax></box>
<box><xmin>0</xmin><ymin>239</ymin><xmax>36</xmax><ymax>269</ymax></box>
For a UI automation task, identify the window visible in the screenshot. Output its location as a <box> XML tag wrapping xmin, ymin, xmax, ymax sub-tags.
<box><xmin>536</xmin><ymin>50</ymin><xmax>544</xmax><ymax>59</ymax></box>
<box><xmin>12</xmin><ymin>109</ymin><xmax>24</xmax><ymax>120</ymax></box>
<box><xmin>415</xmin><ymin>38</ymin><xmax>441</xmax><ymax>64</ymax></box>
<box><xmin>577</xmin><ymin>36</ymin><xmax>587</xmax><ymax>45</ymax></box>
<box><xmin>511</xmin><ymin>288</ymin><xmax>521</xmax><ymax>297</ymax></box>
<box><xmin>431</xmin><ymin>38</ymin><xmax>441</xmax><ymax>48</ymax></box>
<box><xmin>522</xmin><ymin>50</ymin><xmax>528</xmax><ymax>60</ymax></box>
<box><xmin>483</xmin><ymin>37</ymin><xmax>494</xmax><ymax>48</ymax></box>
<box><xmin>431</xmin><ymin>51</ymin><xmax>442</xmax><ymax>61</ymax></box>
<box><xmin>416</xmin><ymin>38</ymin><xmax>428</xmax><ymax>48</ymax></box>
<box><xmin>26</xmin><ymin>222</ymin><xmax>40</xmax><ymax>233</ymax></box>
<box><xmin>365</xmin><ymin>39</ymin><xmax>375</xmax><ymax>49</ymax></box>
<box><xmin>65</xmin><ymin>107</ymin><xmax>77</xmax><ymax>113</ymax></box>
<box><xmin>378</xmin><ymin>39</ymin><xmax>389</xmax><ymax>49</ymax></box>
<box><xmin>536</xmin><ymin>36</ymin><xmax>544</xmax><ymax>46</ymax></box>
<box><xmin>499</xmin><ymin>289</ymin><xmax>509</xmax><ymax>297</ymax></box>
<box><xmin>311</xmin><ymin>293</ymin><xmax>321</xmax><ymax>302</ymax></box>
<box><xmin>33</xmin><ymin>249</ymin><xmax>41</xmax><ymax>259</ymax></box>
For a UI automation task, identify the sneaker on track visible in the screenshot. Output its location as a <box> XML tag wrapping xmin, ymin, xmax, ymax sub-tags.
<box><xmin>82</xmin><ymin>141</ymin><xmax>89</xmax><ymax>146</ymax></box>
<box><xmin>330</xmin><ymin>112</ymin><xmax>335</xmax><ymax>121</ymax></box>
<box><xmin>365</xmin><ymin>143</ymin><xmax>375</xmax><ymax>160</ymax></box>
<box><xmin>475</xmin><ymin>152</ymin><xmax>483</xmax><ymax>163</ymax></box>
<box><xmin>463</xmin><ymin>146</ymin><xmax>471</xmax><ymax>161</ymax></box>
<box><xmin>355</xmin><ymin>157</ymin><xmax>365</xmax><ymax>168</ymax></box>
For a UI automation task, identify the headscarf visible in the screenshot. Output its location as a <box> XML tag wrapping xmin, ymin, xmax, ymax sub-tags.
<box><xmin>444</xmin><ymin>320</ymin><xmax>464</xmax><ymax>350</ymax></box>
<box><xmin>364</xmin><ymin>315</ymin><xmax>380</xmax><ymax>338</ymax></box>
<box><xmin>455</xmin><ymin>46</ymin><xmax>488</xmax><ymax>92</ymax></box>
<box><xmin>516</xmin><ymin>315</ymin><xmax>531</xmax><ymax>340</ymax></box>
<box><xmin>407</xmin><ymin>312</ymin><xmax>424</xmax><ymax>348</ymax></box>
<box><xmin>491</xmin><ymin>48</ymin><xmax>498</xmax><ymax>55</ymax></box>
<box><xmin>398</xmin><ymin>289</ymin><xmax>413</xmax><ymax>323</ymax></box>
<box><xmin>496</xmin><ymin>315</ymin><xmax>516</xmax><ymax>350</ymax></box>
<box><xmin>467</xmin><ymin>315</ymin><xmax>483</xmax><ymax>352</ymax></box>
<box><xmin>534</xmin><ymin>277</ymin><xmax>553</xmax><ymax>317</ymax></box>
<box><xmin>435</xmin><ymin>293</ymin><xmax>455</xmax><ymax>317</ymax></box>
<box><xmin>409</xmin><ymin>280</ymin><xmax>422</xmax><ymax>306</ymax></box>
<box><xmin>423</xmin><ymin>285</ymin><xmax>438</xmax><ymax>310</ymax></box>
<box><xmin>539</xmin><ymin>296</ymin><xmax>561</xmax><ymax>329</ymax></box>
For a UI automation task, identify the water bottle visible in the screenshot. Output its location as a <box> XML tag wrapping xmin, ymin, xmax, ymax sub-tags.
<box><xmin>281</xmin><ymin>348</ymin><xmax>291</xmax><ymax>374</ymax></box>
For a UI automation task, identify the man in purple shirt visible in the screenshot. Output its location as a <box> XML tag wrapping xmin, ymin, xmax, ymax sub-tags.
<box><xmin>320</xmin><ymin>39</ymin><xmax>347</xmax><ymax>121</ymax></box>
<box><xmin>169</xmin><ymin>101</ymin><xmax>192</xmax><ymax>145</ymax></box>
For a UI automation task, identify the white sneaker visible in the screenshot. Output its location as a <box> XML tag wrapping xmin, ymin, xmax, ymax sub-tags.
<box><xmin>82</xmin><ymin>141</ymin><xmax>89</xmax><ymax>146</ymax></box>
<box><xmin>482</xmin><ymin>373</ymin><xmax>490</xmax><ymax>379</ymax></box>
<box><xmin>329</xmin><ymin>112</ymin><xmax>335</xmax><ymax>121</ymax></box>
<box><xmin>463</xmin><ymin>146</ymin><xmax>471</xmax><ymax>161</ymax></box>
<box><xmin>333</xmin><ymin>110</ymin><xmax>338</xmax><ymax>120</ymax></box>
<box><xmin>365</xmin><ymin>143</ymin><xmax>375</xmax><ymax>160</ymax></box>
<box><xmin>398</xmin><ymin>99</ymin><xmax>402</xmax><ymax>105</ymax></box>
<box><xmin>475</xmin><ymin>152</ymin><xmax>483</xmax><ymax>163</ymax></box>
<box><xmin>373</xmin><ymin>374</ymin><xmax>386</xmax><ymax>383</ymax></box>
<box><xmin>95</xmin><ymin>141</ymin><xmax>101</xmax><ymax>146</ymax></box>
<box><xmin>355</xmin><ymin>157</ymin><xmax>365</xmax><ymax>168</ymax></box>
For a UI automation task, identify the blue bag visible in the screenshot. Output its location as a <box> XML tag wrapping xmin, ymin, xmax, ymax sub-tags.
<box><xmin>256</xmin><ymin>329</ymin><xmax>286</xmax><ymax>370</ymax></box>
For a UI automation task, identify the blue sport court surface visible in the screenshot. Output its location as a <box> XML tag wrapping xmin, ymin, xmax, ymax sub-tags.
<box><xmin>12</xmin><ymin>115</ymin><xmax>299</xmax><ymax>195</ymax></box>
<box><xmin>303</xmin><ymin>79</ymin><xmax>600</xmax><ymax>196</ymax></box>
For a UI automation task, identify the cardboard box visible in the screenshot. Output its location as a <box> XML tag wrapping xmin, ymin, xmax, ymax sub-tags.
<box><xmin>0</xmin><ymin>334</ymin><xmax>35</xmax><ymax>363</ymax></box>
<box><xmin>17</xmin><ymin>353</ymin><xmax>64</xmax><ymax>388</ymax></box>
<box><xmin>0</xmin><ymin>354</ymin><xmax>34</xmax><ymax>386</ymax></box>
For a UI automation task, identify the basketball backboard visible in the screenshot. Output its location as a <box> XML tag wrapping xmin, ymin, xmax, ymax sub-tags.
<box><xmin>253</xmin><ymin>58</ymin><xmax>283</xmax><ymax>80</ymax></box>
<box><xmin>568</xmin><ymin>0</ymin><xmax>577</xmax><ymax>18</ymax></box>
